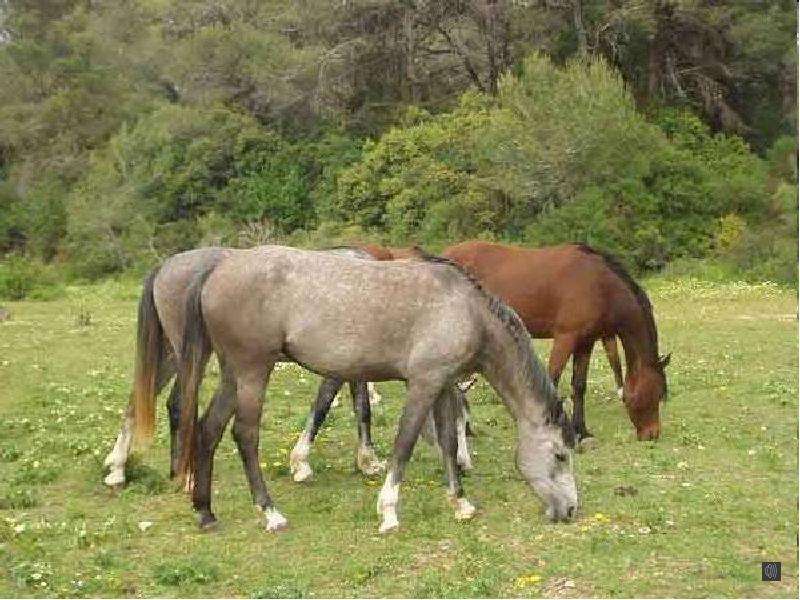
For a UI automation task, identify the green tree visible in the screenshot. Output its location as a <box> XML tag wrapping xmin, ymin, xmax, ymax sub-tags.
<box><xmin>64</xmin><ymin>104</ymin><xmax>315</xmax><ymax>277</ymax></box>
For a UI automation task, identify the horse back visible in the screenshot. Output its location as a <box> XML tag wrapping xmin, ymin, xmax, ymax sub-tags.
<box><xmin>199</xmin><ymin>246</ymin><xmax>482</xmax><ymax>380</ymax></box>
<box><xmin>442</xmin><ymin>241</ymin><xmax>634</xmax><ymax>339</ymax></box>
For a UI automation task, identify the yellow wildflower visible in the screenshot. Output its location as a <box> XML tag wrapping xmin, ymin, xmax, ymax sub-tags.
<box><xmin>515</xmin><ymin>573</ymin><xmax>542</xmax><ymax>588</ymax></box>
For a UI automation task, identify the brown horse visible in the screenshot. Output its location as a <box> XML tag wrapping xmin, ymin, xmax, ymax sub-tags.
<box><xmin>442</xmin><ymin>241</ymin><xmax>669</xmax><ymax>442</ymax></box>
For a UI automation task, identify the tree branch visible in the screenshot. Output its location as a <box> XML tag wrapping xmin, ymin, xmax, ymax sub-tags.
<box><xmin>435</xmin><ymin>22</ymin><xmax>486</xmax><ymax>93</ymax></box>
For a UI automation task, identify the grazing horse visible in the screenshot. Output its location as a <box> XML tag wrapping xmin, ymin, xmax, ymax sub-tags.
<box><xmin>160</xmin><ymin>246</ymin><xmax>577</xmax><ymax>532</ymax></box>
<box><xmin>104</xmin><ymin>247</ymin><xmax>388</xmax><ymax>488</ymax></box>
<box><xmin>442</xmin><ymin>241</ymin><xmax>669</xmax><ymax>442</ymax></box>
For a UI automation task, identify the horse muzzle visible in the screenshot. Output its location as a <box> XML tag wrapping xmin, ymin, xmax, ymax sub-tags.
<box><xmin>636</xmin><ymin>424</ymin><xmax>660</xmax><ymax>441</ymax></box>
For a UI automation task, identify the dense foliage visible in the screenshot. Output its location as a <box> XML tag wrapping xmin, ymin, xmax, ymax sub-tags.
<box><xmin>0</xmin><ymin>1</ymin><xmax>796</xmax><ymax>297</ymax></box>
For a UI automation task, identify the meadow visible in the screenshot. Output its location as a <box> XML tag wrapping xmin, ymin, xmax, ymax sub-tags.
<box><xmin>0</xmin><ymin>276</ymin><xmax>797</xmax><ymax>598</ymax></box>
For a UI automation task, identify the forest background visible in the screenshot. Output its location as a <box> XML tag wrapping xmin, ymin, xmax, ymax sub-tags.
<box><xmin>0</xmin><ymin>0</ymin><xmax>797</xmax><ymax>300</ymax></box>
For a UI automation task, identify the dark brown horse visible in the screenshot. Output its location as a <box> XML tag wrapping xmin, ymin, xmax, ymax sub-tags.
<box><xmin>442</xmin><ymin>241</ymin><xmax>669</xmax><ymax>442</ymax></box>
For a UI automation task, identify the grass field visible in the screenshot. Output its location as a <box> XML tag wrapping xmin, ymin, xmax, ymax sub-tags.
<box><xmin>0</xmin><ymin>276</ymin><xmax>797</xmax><ymax>598</ymax></box>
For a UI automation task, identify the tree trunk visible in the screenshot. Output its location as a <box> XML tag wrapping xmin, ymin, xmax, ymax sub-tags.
<box><xmin>403</xmin><ymin>5</ymin><xmax>419</xmax><ymax>102</ymax></box>
<box><xmin>572</xmin><ymin>0</ymin><xmax>587</xmax><ymax>57</ymax></box>
<box><xmin>647</xmin><ymin>0</ymin><xmax>673</xmax><ymax>100</ymax></box>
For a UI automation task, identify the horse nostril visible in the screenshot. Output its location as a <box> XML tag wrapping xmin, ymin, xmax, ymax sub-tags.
<box><xmin>566</xmin><ymin>505</ymin><xmax>575</xmax><ymax>519</ymax></box>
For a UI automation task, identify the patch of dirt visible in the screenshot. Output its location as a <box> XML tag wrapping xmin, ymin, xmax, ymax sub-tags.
<box><xmin>409</xmin><ymin>538</ymin><xmax>457</xmax><ymax>574</ymax></box>
<box><xmin>542</xmin><ymin>576</ymin><xmax>590</xmax><ymax>598</ymax></box>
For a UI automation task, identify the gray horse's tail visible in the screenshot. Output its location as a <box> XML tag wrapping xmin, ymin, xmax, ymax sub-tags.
<box><xmin>132</xmin><ymin>267</ymin><xmax>164</xmax><ymax>446</ymax></box>
<box><xmin>176</xmin><ymin>262</ymin><xmax>219</xmax><ymax>482</ymax></box>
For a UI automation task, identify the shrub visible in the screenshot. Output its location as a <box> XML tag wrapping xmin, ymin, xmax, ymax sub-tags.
<box><xmin>64</xmin><ymin>104</ymin><xmax>317</xmax><ymax>278</ymax></box>
<box><xmin>766</xmin><ymin>135</ymin><xmax>798</xmax><ymax>184</ymax></box>
<box><xmin>333</xmin><ymin>54</ymin><xmax>775</xmax><ymax>270</ymax></box>
<box><xmin>0</xmin><ymin>178</ymin><xmax>67</xmax><ymax>261</ymax></box>
<box><xmin>0</xmin><ymin>255</ymin><xmax>64</xmax><ymax>301</ymax></box>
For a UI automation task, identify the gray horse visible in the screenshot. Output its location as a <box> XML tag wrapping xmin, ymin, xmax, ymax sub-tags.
<box><xmin>103</xmin><ymin>246</ymin><xmax>470</xmax><ymax>488</ymax></box>
<box><xmin>156</xmin><ymin>246</ymin><xmax>577</xmax><ymax>533</ymax></box>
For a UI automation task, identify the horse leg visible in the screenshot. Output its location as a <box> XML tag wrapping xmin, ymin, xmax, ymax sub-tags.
<box><xmin>103</xmin><ymin>403</ymin><xmax>135</xmax><ymax>488</ymax></box>
<box><xmin>455</xmin><ymin>392</ymin><xmax>473</xmax><ymax>471</ymax></box>
<box><xmin>166</xmin><ymin>381</ymin><xmax>181</xmax><ymax>479</ymax></box>
<box><xmin>231</xmin><ymin>365</ymin><xmax>287</xmax><ymax>532</ymax></box>
<box><xmin>104</xmin><ymin>355</ymin><xmax>175</xmax><ymax>488</ymax></box>
<box><xmin>289</xmin><ymin>376</ymin><xmax>344</xmax><ymax>482</ymax></box>
<box><xmin>367</xmin><ymin>381</ymin><xmax>383</xmax><ymax>405</ymax></box>
<box><xmin>602</xmin><ymin>335</ymin><xmax>625</xmax><ymax>399</ymax></box>
<box><xmin>548</xmin><ymin>334</ymin><xmax>576</xmax><ymax>390</ymax></box>
<box><xmin>434</xmin><ymin>389</ymin><xmax>475</xmax><ymax>520</ymax></box>
<box><xmin>350</xmin><ymin>380</ymin><xmax>385</xmax><ymax>476</ymax></box>
<box><xmin>191</xmin><ymin>362</ymin><xmax>237</xmax><ymax>528</ymax></box>
<box><xmin>377</xmin><ymin>381</ymin><xmax>442</xmax><ymax>534</ymax></box>
<box><xmin>572</xmin><ymin>342</ymin><xmax>595</xmax><ymax>446</ymax></box>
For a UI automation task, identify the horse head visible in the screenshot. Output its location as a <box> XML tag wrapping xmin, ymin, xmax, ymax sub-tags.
<box><xmin>623</xmin><ymin>354</ymin><xmax>670</xmax><ymax>440</ymax></box>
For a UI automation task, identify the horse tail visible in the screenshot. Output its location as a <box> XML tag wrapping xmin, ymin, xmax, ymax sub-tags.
<box><xmin>132</xmin><ymin>267</ymin><xmax>164</xmax><ymax>446</ymax></box>
<box><xmin>176</xmin><ymin>261</ymin><xmax>219</xmax><ymax>482</ymax></box>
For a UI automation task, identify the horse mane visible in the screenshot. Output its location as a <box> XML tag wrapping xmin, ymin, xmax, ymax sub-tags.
<box><xmin>419</xmin><ymin>254</ymin><xmax>575</xmax><ymax>446</ymax></box>
<box><xmin>323</xmin><ymin>244</ymin><xmax>364</xmax><ymax>253</ymax></box>
<box><xmin>574</xmin><ymin>244</ymin><xmax>660</xmax><ymax>365</ymax></box>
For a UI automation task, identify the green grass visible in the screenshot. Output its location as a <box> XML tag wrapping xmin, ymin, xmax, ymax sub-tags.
<box><xmin>0</xmin><ymin>276</ymin><xmax>797</xmax><ymax>598</ymax></box>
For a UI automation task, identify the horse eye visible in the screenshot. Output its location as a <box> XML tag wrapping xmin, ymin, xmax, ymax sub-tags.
<box><xmin>555</xmin><ymin>452</ymin><xmax>568</xmax><ymax>463</ymax></box>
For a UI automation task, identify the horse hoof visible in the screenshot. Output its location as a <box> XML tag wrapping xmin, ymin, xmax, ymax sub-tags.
<box><xmin>264</xmin><ymin>509</ymin><xmax>289</xmax><ymax>533</ymax></box>
<box><xmin>616</xmin><ymin>388</ymin><xmax>624</xmax><ymax>400</ymax></box>
<box><xmin>104</xmin><ymin>470</ymin><xmax>125</xmax><ymax>488</ymax></box>
<box><xmin>454</xmin><ymin>498</ymin><xmax>476</xmax><ymax>521</ymax></box>
<box><xmin>457</xmin><ymin>456</ymin><xmax>473</xmax><ymax>472</ymax></box>
<box><xmin>292</xmin><ymin>462</ymin><xmax>313</xmax><ymax>483</ymax></box>
<box><xmin>266</xmin><ymin>521</ymin><xmax>289</xmax><ymax>533</ymax></box>
<box><xmin>578</xmin><ymin>436</ymin><xmax>598</xmax><ymax>452</ymax></box>
<box><xmin>379</xmin><ymin>516</ymin><xmax>399</xmax><ymax>534</ymax></box>
<box><xmin>198</xmin><ymin>514</ymin><xmax>218</xmax><ymax>531</ymax></box>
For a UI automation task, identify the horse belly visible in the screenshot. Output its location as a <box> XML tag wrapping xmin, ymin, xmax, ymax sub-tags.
<box><xmin>284</xmin><ymin>344</ymin><xmax>404</xmax><ymax>381</ymax></box>
<box><xmin>282</xmin><ymin>315</ymin><xmax>408</xmax><ymax>382</ymax></box>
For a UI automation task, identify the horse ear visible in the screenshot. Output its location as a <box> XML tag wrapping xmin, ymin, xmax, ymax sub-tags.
<box><xmin>457</xmin><ymin>376</ymin><xmax>477</xmax><ymax>393</ymax></box>
<box><xmin>659</xmin><ymin>353</ymin><xmax>671</xmax><ymax>368</ymax></box>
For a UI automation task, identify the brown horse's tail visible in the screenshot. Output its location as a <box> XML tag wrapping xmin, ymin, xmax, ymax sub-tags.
<box><xmin>175</xmin><ymin>262</ymin><xmax>218</xmax><ymax>483</ymax></box>
<box><xmin>132</xmin><ymin>267</ymin><xmax>165</xmax><ymax>446</ymax></box>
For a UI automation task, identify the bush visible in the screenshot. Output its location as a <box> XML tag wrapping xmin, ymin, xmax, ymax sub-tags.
<box><xmin>0</xmin><ymin>178</ymin><xmax>67</xmax><ymax>261</ymax></box>
<box><xmin>0</xmin><ymin>255</ymin><xmax>64</xmax><ymax>301</ymax></box>
<box><xmin>0</xmin><ymin>181</ymin><xmax>25</xmax><ymax>254</ymax></box>
<box><xmin>64</xmin><ymin>104</ymin><xmax>319</xmax><ymax>278</ymax></box>
<box><xmin>333</xmin><ymin>54</ymin><xmax>775</xmax><ymax>270</ymax></box>
<box><xmin>710</xmin><ymin>186</ymin><xmax>798</xmax><ymax>285</ymax></box>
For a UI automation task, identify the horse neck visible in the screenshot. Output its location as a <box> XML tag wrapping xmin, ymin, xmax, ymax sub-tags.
<box><xmin>617</xmin><ymin>308</ymin><xmax>658</xmax><ymax>376</ymax></box>
<box><xmin>477</xmin><ymin>310</ymin><xmax>549</xmax><ymax>425</ymax></box>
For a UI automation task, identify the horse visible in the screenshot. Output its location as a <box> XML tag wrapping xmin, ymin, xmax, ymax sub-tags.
<box><xmin>104</xmin><ymin>245</ymin><xmax>471</xmax><ymax>488</ymax></box>
<box><xmin>159</xmin><ymin>246</ymin><xmax>577</xmax><ymax>532</ymax></box>
<box><xmin>442</xmin><ymin>241</ymin><xmax>670</xmax><ymax>442</ymax></box>
<box><xmin>103</xmin><ymin>247</ymin><xmax>383</xmax><ymax>488</ymax></box>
